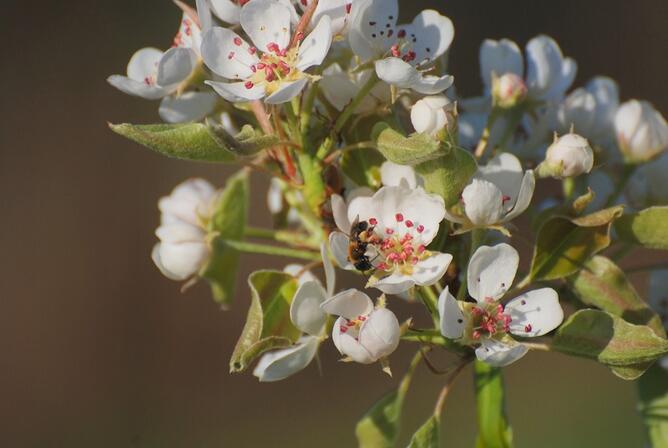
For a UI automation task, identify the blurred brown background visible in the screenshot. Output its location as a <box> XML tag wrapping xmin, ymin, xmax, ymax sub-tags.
<box><xmin>1</xmin><ymin>0</ymin><xmax>667</xmax><ymax>447</ymax></box>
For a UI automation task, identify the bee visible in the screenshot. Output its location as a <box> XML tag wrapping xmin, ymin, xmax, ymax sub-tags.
<box><xmin>348</xmin><ymin>217</ymin><xmax>376</xmax><ymax>272</ymax></box>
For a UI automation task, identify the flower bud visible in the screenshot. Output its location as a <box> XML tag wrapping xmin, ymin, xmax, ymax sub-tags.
<box><xmin>539</xmin><ymin>132</ymin><xmax>594</xmax><ymax>178</ymax></box>
<box><xmin>358</xmin><ymin>308</ymin><xmax>400</xmax><ymax>360</ymax></box>
<box><xmin>614</xmin><ymin>100</ymin><xmax>668</xmax><ymax>163</ymax></box>
<box><xmin>492</xmin><ymin>73</ymin><xmax>527</xmax><ymax>108</ymax></box>
<box><xmin>152</xmin><ymin>178</ymin><xmax>216</xmax><ymax>281</ymax></box>
<box><xmin>410</xmin><ymin>95</ymin><xmax>450</xmax><ymax>135</ymax></box>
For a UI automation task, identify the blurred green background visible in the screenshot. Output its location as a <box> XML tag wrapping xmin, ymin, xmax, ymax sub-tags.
<box><xmin>1</xmin><ymin>0</ymin><xmax>667</xmax><ymax>446</ymax></box>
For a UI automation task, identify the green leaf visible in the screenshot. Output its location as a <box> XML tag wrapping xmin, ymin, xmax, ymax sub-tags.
<box><xmin>110</xmin><ymin>122</ymin><xmax>236</xmax><ymax>162</ymax></box>
<box><xmin>229</xmin><ymin>270</ymin><xmax>300</xmax><ymax>373</ymax></box>
<box><xmin>356</xmin><ymin>353</ymin><xmax>422</xmax><ymax>448</ymax></box>
<box><xmin>376</xmin><ymin>126</ymin><xmax>443</xmax><ymax>165</ymax></box>
<box><xmin>474</xmin><ymin>361</ymin><xmax>513</xmax><ymax>448</ymax></box>
<box><xmin>208</xmin><ymin>122</ymin><xmax>279</xmax><ymax>157</ymax></box>
<box><xmin>569</xmin><ymin>256</ymin><xmax>665</xmax><ymax>336</ymax></box>
<box><xmin>406</xmin><ymin>416</ymin><xmax>439</xmax><ymax>448</ymax></box>
<box><xmin>200</xmin><ymin>170</ymin><xmax>249</xmax><ymax>305</ymax></box>
<box><xmin>552</xmin><ymin>309</ymin><xmax>668</xmax><ymax>379</ymax></box>
<box><xmin>529</xmin><ymin>206</ymin><xmax>623</xmax><ymax>281</ymax></box>
<box><xmin>615</xmin><ymin>206</ymin><xmax>668</xmax><ymax>250</ymax></box>
<box><xmin>638</xmin><ymin>363</ymin><xmax>668</xmax><ymax>447</ymax></box>
<box><xmin>415</xmin><ymin>146</ymin><xmax>478</xmax><ymax>207</ymax></box>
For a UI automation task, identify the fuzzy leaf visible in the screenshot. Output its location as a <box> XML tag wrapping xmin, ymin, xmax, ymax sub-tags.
<box><xmin>200</xmin><ymin>170</ymin><xmax>249</xmax><ymax>305</ymax></box>
<box><xmin>376</xmin><ymin>126</ymin><xmax>444</xmax><ymax>165</ymax></box>
<box><xmin>415</xmin><ymin>146</ymin><xmax>478</xmax><ymax>207</ymax></box>
<box><xmin>552</xmin><ymin>309</ymin><xmax>668</xmax><ymax>379</ymax></box>
<box><xmin>208</xmin><ymin>122</ymin><xmax>279</xmax><ymax>157</ymax></box>
<box><xmin>474</xmin><ymin>361</ymin><xmax>513</xmax><ymax>448</ymax></box>
<box><xmin>615</xmin><ymin>206</ymin><xmax>668</xmax><ymax>250</ymax></box>
<box><xmin>406</xmin><ymin>416</ymin><xmax>439</xmax><ymax>448</ymax></box>
<box><xmin>638</xmin><ymin>363</ymin><xmax>668</xmax><ymax>447</ymax></box>
<box><xmin>529</xmin><ymin>206</ymin><xmax>623</xmax><ymax>281</ymax></box>
<box><xmin>229</xmin><ymin>270</ymin><xmax>300</xmax><ymax>373</ymax></box>
<box><xmin>110</xmin><ymin>122</ymin><xmax>236</xmax><ymax>162</ymax></box>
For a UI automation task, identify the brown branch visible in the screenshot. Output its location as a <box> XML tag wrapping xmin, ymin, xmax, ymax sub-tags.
<box><xmin>289</xmin><ymin>0</ymin><xmax>319</xmax><ymax>49</ymax></box>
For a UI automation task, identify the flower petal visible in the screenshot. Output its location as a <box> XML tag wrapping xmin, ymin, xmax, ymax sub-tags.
<box><xmin>525</xmin><ymin>35</ymin><xmax>569</xmax><ymax>101</ymax></box>
<box><xmin>206</xmin><ymin>80</ymin><xmax>266</xmax><ymax>102</ymax></box>
<box><xmin>338</xmin><ymin>330</ymin><xmax>375</xmax><ymax>363</ymax></box>
<box><xmin>380</xmin><ymin>161</ymin><xmax>418</xmax><ymax>188</ymax></box>
<box><xmin>290</xmin><ymin>280</ymin><xmax>328</xmax><ymax>335</ymax></box>
<box><xmin>159</xmin><ymin>92</ymin><xmax>218</xmax><ymax>123</ymax></box>
<box><xmin>321</xmin><ymin>63</ymin><xmax>360</xmax><ymax>111</ymax></box>
<box><xmin>252</xmin><ymin>336</ymin><xmax>319</xmax><ymax>382</ymax></box>
<box><xmin>504</xmin><ymin>170</ymin><xmax>535</xmax><ymax>222</ymax></box>
<box><xmin>359</xmin><ymin>308</ymin><xmax>400</xmax><ymax>360</ymax></box>
<box><xmin>201</xmin><ymin>27</ymin><xmax>258</xmax><ymax>80</ymax></box>
<box><xmin>411</xmin><ymin>74</ymin><xmax>454</xmax><ymax>95</ymax></box>
<box><xmin>196</xmin><ymin>0</ymin><xmax>215</xmax><ymax>31</ymax></box>
<box><xmin>477</xmin><ymin>152</ymin><xmax>524</xmax><ymax>214</ymax></box>
<box><xmin>411</xmin><ymin>252</ymin><xmax>452</xmax><ymax>286</ymax></box>
<box><xmin>461</xmin><ymin>179</ymin><xmax>505</xmax><ymax>226</ymax></box>
<box><xmin>265</xmin><ymin>78</ymin><xmax>309</xmax><ymax>104</ymax></box>
<box><xmin>399</xmin><ymin>9</ymin><xmax>454</xmax><ymax>64</ymax></box>
<box><xmin>329</xmin><ymin>231</ymin><xmax>355</xmax><ymax>270</ymax></box>
<box><xmin>152</xmin><ymin>241</ymin><xmax>209</xmax><ymax>281</ymax></box>
<box><xmin>296</xmin><ymin>16</ymin><xmax>333</xmax><ymax>72</ymax></box>
<box><xmin>475</xmin><ymin>338</ymin><xmax>528</xmax><ymax>367</ymax></box>
<box><xmin>331</xmin><ymin>194</ymin><xmax>351</xmax><ymax>232</ymax></box>
<box><xmin>107</xmin><ymin>75</ymin><xmax>170</xmax><ymax>100</ymax></box>
<box><xmin>438</xmin><ymin>286</ymin><xmax>466</xmax><ymax>339</ymax></box>
<box><xmin>209</xmin><ymin>0</ymin><xmax>242</xmax><ymax>24</ymax></box>
<box><xmin>372</xmin><ymin>273</ymin><xmax>416</xmax><ymax>295</ymax></box>
<box><xmin>348</xmin><ymin>0</ymin><xmax>398</xmax><ymax>60</ymax></box>
<box><xmin>505</xmin><ymin>288</ymin><xmax>563</xmax><ymax>337</ymax></box>
<box><xmin>157</xmin><ymin>47</ymin><xmax>198</xmax><ymax>86</ymax></box>
<box><xmin>321</xmin><ymin>288</ymin><xmax>374</xmax><ymax>320</ymax></box>
<box><xmin>480</xmin><ymin>38</ymin><xmax>523</xmax><ymax>93</ymax></box>
<box><xmin>375</xmin><ymin>58</ymin><xmax>453</xmax><ymax>94</ymax></box>
<box><xmin>467</xmin><ymin>243</ymin><xmax>518</xmax><ymax>302</ymax></box>
<box><xmin>240</xmin><ymin>0</ymin><xmax>292</xmax><ymax>53</ymax></box>
<box><xmin>127</xmin><ymin>47</ymin><xmax>164</xmax><ymax>82</ymax></box>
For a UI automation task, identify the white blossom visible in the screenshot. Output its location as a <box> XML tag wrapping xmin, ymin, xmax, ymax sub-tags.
<box><xmin>321</xmin><ymin>289</ymin><xmax>400</xmax><ymax>364</ymax></box>
<box><xmin>439</xmin><ymin>244</ymin><xmax>563</xmax><ymax>367</ymax></box>
<box><xmin>614</xmin><ymin>99</ymin><xmax>668</xmax><ymax>163</ymax></box>
<box><xmin>329</xmin><ymin>183</ymin><xmax>452</xmax><ymax>294</ymax></box>
<box><xmin>151</xmin><ymin>178</ymin><xmax>217</xmax><ymax>281</ymax></box>
<box><xmin>410</xmin><ymin>95</ymin><xmax>452</xmax><ymax>135</ymax></box>
<box><xmin>253</xmin><ymin>245</ymin><xmax>335</xmax><ymax>382</ymax></box>
<box><xmin>445</xmin><ymin>153</ymin><xmax>535</xmax><ymax>234</ymax></box>
<box><xmin>349</xmin><ymin>0</ymin><xmax>454</xmax><ymax>94</ymax></box>
<box><xmin>201</xmin><ymin>0</ymin><xmax>333</xmax><ymax>104</ymax></box>
<box><xmin>540</xmin><ymin>132</ymin><xmax>594</xmax><ymax>178</ymax></box>
<box><xmin>320</xmin><ymin>63</ymin><xmax>390</xmax><ymax>113</ymax></box>
<box><xmin>626</xmin><ymin>152</ymin><xmax>668</xmax><ymax>208</ymax></box>
<box><xmin>297</xmin><ymin>0</ymin><xmax>355</xmax><ymax>37</ymax></box>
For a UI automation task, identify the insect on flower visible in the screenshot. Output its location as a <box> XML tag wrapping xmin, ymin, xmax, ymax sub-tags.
<box><xmin>347</xmin><ymin>216</ymin><xmax>379</xmax><ymax>272</ymax></box>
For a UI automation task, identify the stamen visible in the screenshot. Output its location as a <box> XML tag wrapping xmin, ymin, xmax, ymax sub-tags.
<box><xmin>416</xmin><ymin>224</ymin><xmax>424</xmax><ymax>233</ymax></box>
<box><xmin>345</xmin><ymin>3</ymin><xmax>351</xmax><ymax>13</ymax></box>
<box><xmin>244</xmin><ymin>81</ymin><xmax>254</xmax><ymax>89</ymax></box>
<box><xmin>524</xmin><ymin>324</ymin><xmax>532</xmax><ymax>333</ymax></box>
<box><xmin>369</xmin><ymin>218</ymin><xmax>378</xmax><ymax>225</ymax></box>
<box><xmin>395</xmin><ymin>213</ymin><xmax>404</xmax><ymax>222</ymax></box>
<box><xmin>233</xmin><ymin>37</ymin><xmax>242</xmax><ymax>46</ymax></box>
<box><xmin>405</xmin><ymin>220</ymin><xmax>414</xmax><ymax>228</ymax></box>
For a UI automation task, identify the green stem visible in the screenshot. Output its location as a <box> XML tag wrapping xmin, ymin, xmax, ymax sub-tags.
<box><xmin>243</xmin><ymin>227</ymin><xmax>279</xmax><ymax>239</ymax></box>
<box><xmin>243</xmin><ymin>227</ymin><xmax>320</xmax><ymax>249</ymax></box>
<box><xmin>419</xmin><ymin>286</ymin><xmax>440</xmax><ymax>327</ymax></box>
<box><xmin>605</xmin><ymin>164</ymin><xmax>636</xmax><ymax>208</ymax></box>
<box><xmin>334</xmin><ymin>73</ymin><xmax>379</xmax><ymax>134</ymax></box>
<box><xmin>220</xmin><ymin>239</ymin><xmax>320</xmax><ymax>261</ymax></box>
<box><xmin>457</xmin><ymin>229</ymin><xmax>486</xmax><ymax>301</ymax></box>
<box><xmin>401</xmin><ymin>329</ymin><xmax>471</xmax><ymax>356</ymax></box>
<box><xmin>474</xmin><ymin>360</ymin><xmax>514</xmax><ymax>448</ymax></box>
<box><xmin>300</xmin><ymin>82</ymin><xmax>319</xmax><ymax>137</ymax></box>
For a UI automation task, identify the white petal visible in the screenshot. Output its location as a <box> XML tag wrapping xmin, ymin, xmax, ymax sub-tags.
<box><xmin>321</xmin><ymin>243</ymin><xmax>336</xmax><ymax>297</ymax></box>
<box><xmin>525</xmin><ymin>35</ymin><xmax>567</xmax><ymax>100</ymax></box>
<box><xmin>296</xmin><ymin>16</ymin><xmax>333</xmax><ymax>71</ymax></box>
<box><xmin>127</xmin><ymin>47</ymin><xmax>164</xmax><ymax>82</ymax></box>
<box><xmin>359</xmin><ymin>308</ymin><xmax>400</xmax><ymax>360</ymax></box>
<box><xmin>372</xmin><ymin>274</ymin><xmax>416</xmax><ymax>295</ymax></box>
<box><xmin>438</xmin><ymin>286</ymin><xmax>466</xmax><ymax>339</ymax></box>
<box><xmin>546</xmin><ymin>57</ymin><xmax>577</xmax><ymax>101</ymax></box>
<box><xmin>308</xmin><ymin>0</ymin><xmax>352</xmax><ymax>36</ymax></box>
<box><xmin>480</xmin><ymin>38</ymin><xmax>523</xmax><ymax>93</ymax></box>
<box><xmin>283</xmin><ymin>264</ymin><xmax>319</xmax><ymax>285</ymax></box>
<box><xmin>321</xmin><ymin>288</ymin><xmax>373</xmax><ymax>320</ymax></box>
<box><xmin>411</xmin><ymin>252</ymin><xmax>452</xmax><ymax>286</ymax></box>
<box><xmin>400</xmin><ymin>9</ymin><xmax>454</xmax><ymax>64</ymax></box>
<box><xmin>380</xmin><ymin>161</ymin><xmax>418</xmax><ymax>188</ymax></box>
<box><xmin>475</xmin><ymin>338</ymin><xmax>528</xmax><ymax>367</ymax></box>
<box><xmin>196</xmin><ymin>0</ymin><xmax>214</xmax><ymax>31</ymax></box>
<box><xmin>290</xmin><ymin>280</ymin><xmax>328</xmax><ymax>335</ymax></box>
<box><xmin>348</xmin><ymin>0</ymin><xmax>398</xmax><ymax>60</ymax></box>
<box><xmin>504</xmin><ymin>170</ymin><xmax>535</xmax><ymax>222</ymax></box>
<box><xmin>157</xmin><ymin>47</ymin><xmax>198</xmax><ymax>86</ymax></box>
<box><xmin>206</xmin><ymin>80</ymin><xmax>266</xmax><ymax>102</ymax></box>
<box><xmin>265</xmin><ymin>78</ymin><xmax>309</xmax><ymax>104</ymax></box>
<box><xmin>411</xmin><ymin>74</ymin><xmax>454</xmax><ymax>95</ymax></box>
<box><xmin>321</xmin><ymin>63</ymin><xmax>360</xmax><ymax>111</ymax></box>
<box><xmin>209</xmin><ymin>0</ymin><xmax>241</xmax><ymax>24</ymax></box>
<box><xmin>506</xmin><ymin>288</ymin><xmax>564</xmax><ymax>337</ymax></box>
<box><xmin>375</xmin><ymin>58</ymin><xmax>453</xmax><ymax>94</ymax></box>
<box><xmin>461</xmin><ymin>179</ymin><xmax>504</xmax><ymax>226</ymax></box>
<box><xmin>467</xmin><ymin>243</ymin><xmax>519</xmax><ymax>302</ymax></box>
<box><xmin>152</xmin><ymin>241</ymin><xmax>209</xmax><ymax>281</ymax></box>
<box><xmin>329</xmin><ymin>231</ymin><xmax>355</xmax><ymax>270</ymax></box>
<box><xmin>338</xmin><ymin>331</ymin><xmax>375</xmax><ymax>363</ymax></box>
<box><xmin>252</xmin><ymin>336</ymin><xmax>319</xmax><ymax>382</ymax></box>
<box><xmin>477</xmin><ymin>153</ymin><xmax>524</xmax><ymax>213</ymax></box>
<box><xmin>155</xmin><ymin>222</ymin><xmax>205</xmax><ymax>243</ymax></box>
<box><xmin>159</xmin><ymin>92</ymin><xmax>218</xmax><ymax>123</ymax></box>
<box><xmin>331</xmin><ymin>194</ymin><xmax>351</xmax><ymax>232</ymax></box>
<box><xmin>107</xmin><ymin>75</ymin><xmax>170</xmax><ymax>100</ymax></box>
<box><xmin>201</xmin><ymin>27</ymin><xmax>258</xmax><ymax>80</ymax></box>
<box><xmin>240</xmin><ymin>0</ymin><xmax>292</xmax><ymax>53</ymax></box>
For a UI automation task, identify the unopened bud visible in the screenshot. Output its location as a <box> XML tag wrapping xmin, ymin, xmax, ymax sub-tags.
<box><xmin>614</xmin><ymin>99</ymin><xmax>668</xmax><ymax>163</ymax></box>
<box><xmin>410</xmin><ymin>95</ymin><xmax>451</xmax><ymax>135</ymax></box>
<box><xmin>539</xmin><ymin>132</ymin><xmax>594</xmax><ymax>178</ymax></box>
<box><xmin>492</xmin><ymin>73</ymin><xmax>527</xmax><ymax>109</ymax></box>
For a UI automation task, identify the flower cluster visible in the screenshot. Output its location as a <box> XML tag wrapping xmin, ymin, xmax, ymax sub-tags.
<box><xmin>108</xmin><ymin>0</ymin><xmax>668</xmax><ymax>444</ymax></box>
